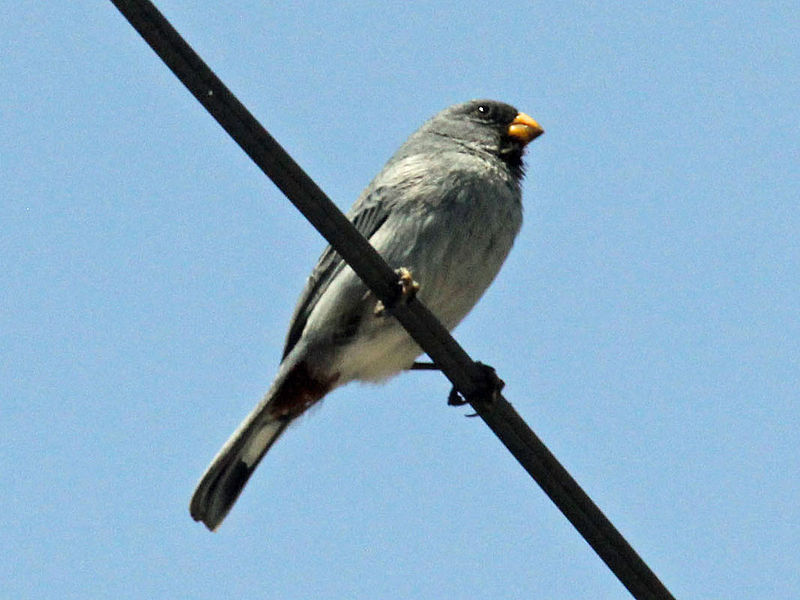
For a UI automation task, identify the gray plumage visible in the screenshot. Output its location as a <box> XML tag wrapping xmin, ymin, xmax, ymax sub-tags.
<box><xmin>190</xmin><ymin>99</ymin><xmax>543</xmax><ymax>530</ymax></box>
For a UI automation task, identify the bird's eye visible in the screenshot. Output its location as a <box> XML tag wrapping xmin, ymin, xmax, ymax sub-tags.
<box><xmin>474</xmin><ymin>104</ymin><xmax>493</xmax><ymax>119</ymax></box>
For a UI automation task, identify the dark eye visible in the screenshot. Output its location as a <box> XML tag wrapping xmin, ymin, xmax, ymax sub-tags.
<box><xmin>473</xmin><ymin>104</ymin><xmax>494</xmax><ymax>119</ymax></box>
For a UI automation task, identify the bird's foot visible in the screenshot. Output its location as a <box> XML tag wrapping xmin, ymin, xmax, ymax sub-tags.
<box><xmin>447</xmin><ymin>362</ymin><xmax>505</xmax><ymax>411</ymax></box>
<box><xmin>374</xmin><ymin>267</ymin><xmax>420</xmax><ymax>316</ymax></box>
<box><xmin>397</xmin><ymin>267</ymin><xmax>420</xmax><ymax>298</ymax></box>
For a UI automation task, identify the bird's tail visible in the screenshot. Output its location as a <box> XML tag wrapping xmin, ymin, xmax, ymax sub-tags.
<box><xmin>189</xmin><ymin>360</ymin><xmax>335</xmax><ymax>531</ymax></box>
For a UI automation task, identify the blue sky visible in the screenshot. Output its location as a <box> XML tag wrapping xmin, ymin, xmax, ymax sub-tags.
<box><xmin>3</xmin><ymin>2</ymin><xmax>799</xmax><ymax>598</ymax></box>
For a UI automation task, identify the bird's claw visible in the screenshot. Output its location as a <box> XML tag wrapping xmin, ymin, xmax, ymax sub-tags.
<box><xmin>447</xmin><ymin>387</ymin><xmax>468</xmax><ymax>406</ymax></box>
<box><xmin>447</xmin><ymin>362</ymin><xmax>505</xmax><ymax>414</ymax></box>
<box><xmin>397</xmin><ymin>267</ymin><xmax>420</xmax><ymax>298</ymax></box>
<box><xmin>375</xmin><ymin>267</ymin><xmax>420</xmax><ymax>316</ymax></box>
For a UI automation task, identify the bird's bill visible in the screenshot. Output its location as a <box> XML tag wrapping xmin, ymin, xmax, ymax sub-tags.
<box><xmin>507</xmin><ymin>112</ymin><xmax>544</xmax><ymax>143</ymax></box>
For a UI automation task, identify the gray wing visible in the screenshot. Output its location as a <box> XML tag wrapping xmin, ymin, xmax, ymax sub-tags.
<box><xmin>281</xmin><ymin>195</ymin><xmax>391</xmax><ymax>359</ymax></box>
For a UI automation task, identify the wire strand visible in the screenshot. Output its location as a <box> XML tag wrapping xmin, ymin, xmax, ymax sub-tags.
<box><xmin>109</xmin><ymin>2</ymin><xmax>677</xmax><ymax>598</ymax></box>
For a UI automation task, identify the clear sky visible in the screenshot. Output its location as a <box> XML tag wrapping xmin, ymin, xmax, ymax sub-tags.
<box><xmin>3</xmin><ymin>2</ymin><xmax>799</xmax><ymax>598</ymax></box>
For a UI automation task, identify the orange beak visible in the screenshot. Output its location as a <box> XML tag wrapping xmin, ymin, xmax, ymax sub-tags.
<box><xmin>507</xmin><ymin>112</ymin><xmax>544</xmax><ymax>144</ymax></box>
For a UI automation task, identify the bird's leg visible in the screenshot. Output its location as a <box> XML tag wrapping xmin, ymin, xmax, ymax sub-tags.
<box><xmin>409</xmin><ymin>361</ymin><xmax>438</xmax><ymax>370</ymax></box>
<box><xmin>374</xmin><ymin>267</ymin><xmax>420</xmax><ymax>316</ymax></box>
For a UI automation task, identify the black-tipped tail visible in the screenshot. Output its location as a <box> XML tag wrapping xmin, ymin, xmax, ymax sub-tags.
<box><xmin>190</xmin><ymin>418</ymin><xmax>289</xmax><ymax>531</ymax></box>
<box><xmin>189</xmin><ymin>360</ymin><xmax>337</xmax><ymax>530</ymax></box>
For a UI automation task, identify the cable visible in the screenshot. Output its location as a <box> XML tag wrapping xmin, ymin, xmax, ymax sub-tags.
<box><xmin>109</xmin><ymin>2</ymin><xmax>677</xmax><ymax>598</ymax></box>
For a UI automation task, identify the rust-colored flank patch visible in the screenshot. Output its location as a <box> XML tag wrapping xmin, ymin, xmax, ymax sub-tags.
<box><xmin>269</xmin><ymin>361</ymin><xmax>339</xmax><ymax>420</ymax></box>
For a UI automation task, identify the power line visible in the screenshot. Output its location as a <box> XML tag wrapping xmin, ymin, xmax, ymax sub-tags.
<box><xmin>109</xmin><ymin>2</ymin><xmax>677</xmax><ymax>598</ymax></box>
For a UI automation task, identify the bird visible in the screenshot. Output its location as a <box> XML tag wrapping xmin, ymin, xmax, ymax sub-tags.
<box><xmin>189</xmin><ymin>99</ymin><xmax>543</xmax><ymax>530</ymax></box>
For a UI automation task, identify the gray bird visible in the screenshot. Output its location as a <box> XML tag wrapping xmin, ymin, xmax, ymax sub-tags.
<box><xmin>190</xmin><ymin>99</ymin><xmax>543</xmax><ymax>530</ymax></box>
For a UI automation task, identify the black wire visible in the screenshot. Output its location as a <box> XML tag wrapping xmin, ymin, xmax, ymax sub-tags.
<box><xmin>108</xmin><ymin>2</ymin><xmax>677</xmax><ymax>599</ymax></box>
